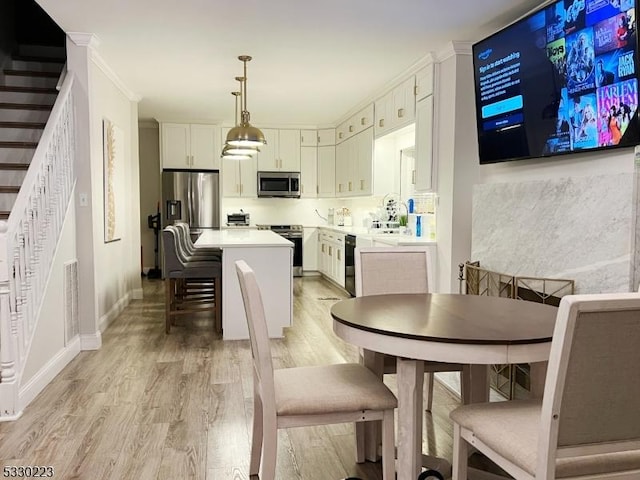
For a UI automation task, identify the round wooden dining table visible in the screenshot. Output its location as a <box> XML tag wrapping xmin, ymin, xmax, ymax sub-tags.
<box><xmin>331</xmin><ymin>293</ymin><xmax>558</xmax><ymax>480</ymax></box>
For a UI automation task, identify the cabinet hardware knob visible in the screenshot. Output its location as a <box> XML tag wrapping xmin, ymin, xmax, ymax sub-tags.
<box><xmin>348</xmin><ymin>181</ymin><xmax>352</xmax><ymax>191</ymax></box>
<box><xmin>317</xmin><ymin>136</ymin><xmax>320</xmax><ymax>144</ymax></box>
<box><xmin>360</xmin><ymin>179</ymin><xmax>364</xmax><ymax>190</ymax></box>
<box><xmin>339</xmin><ymin>132</ymin><xmax>344</xmax><ymax>139</ymax></box>
<box><xmin>398</xmin><ymin>108</ymin><xmax>405</xmax><ymax>118</ymax></box>
<box><xmin>186</xmin><ymin>155</ymin><xmax>190</xmax><ymax>165</ymax></box>
<box><xmin>379</xmin><ymin>119</ymin><xmax>384</xmax><ymax>128</ymax></box>
<box><xmin>349</xmin><ymin>125</ymin><xmax>354</xmax><ymax>132</ymax></box>
<box><xmin>412</xmin><ymin>170</ymin><xmax>416</xmax><ymax>184</ymax></box>
<box><xmin>337</xmin><ymin>250</ymin><xmax>341</xmax><ymax>261</ymax></box>
<box><xmin>361</xmin><ymin>117</ymin><xmax>366</xmax><ymax>125</ymax></box>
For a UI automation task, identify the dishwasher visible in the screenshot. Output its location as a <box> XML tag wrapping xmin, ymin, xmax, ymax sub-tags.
<box><xmin>344</xmin><ymin>234</ymin><xmax>356</xmax><ymax>296</ymax></box>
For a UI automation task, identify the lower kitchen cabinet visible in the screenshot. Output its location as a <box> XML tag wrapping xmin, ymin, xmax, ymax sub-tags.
<box><xmin>318</xmin><ymin>229</ymin><xmax>345</xmax><ymax>287</ymax></box>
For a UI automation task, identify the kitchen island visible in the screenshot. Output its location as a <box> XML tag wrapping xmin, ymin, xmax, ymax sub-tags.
<box><xmin>196</xmin><ymin>229</ymin><xmax>293</xmax><ymax>340</ymax></box>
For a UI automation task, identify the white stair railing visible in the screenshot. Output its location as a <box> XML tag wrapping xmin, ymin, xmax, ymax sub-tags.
<box><xmin>0</xmin><ymin>72</ymin><xmax>75</xmax><ymax>420</ymax></box>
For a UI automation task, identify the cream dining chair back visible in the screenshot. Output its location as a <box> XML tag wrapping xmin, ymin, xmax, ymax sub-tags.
<box><xmin>450</xmin><ymin>293</ymin><xmax>640</xmax><ymax>479</ymax></box>
<box><xmin>235</xmin><ymin>260</ymin><xmax>398</xmax><ymax>480</ymax></box>
<box><xmin>355</xmin><ymin>246</ymin><xmax>467</xmax><ymax>411</ymax></box>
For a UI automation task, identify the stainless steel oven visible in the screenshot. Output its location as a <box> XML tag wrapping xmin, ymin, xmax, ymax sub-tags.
<box><xmin>257</xmin><ymin>224</ymin><xmax>303</xmax><ymax>276</ymax></box>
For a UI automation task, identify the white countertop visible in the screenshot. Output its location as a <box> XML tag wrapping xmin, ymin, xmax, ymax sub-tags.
<box><xmin>314</xmin><ymin>225</ymin><xmax>436</xmax><ymax>246</ymax></box>
<box><xmin>196</xmin><ymin>229</ymin><xmax>293</xmax><ymax>248</ymax></box>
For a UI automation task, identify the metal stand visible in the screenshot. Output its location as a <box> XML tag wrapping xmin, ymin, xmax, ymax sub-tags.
<box><xmin>147</xmin><ymin>203</ymin><xmax>162</xmax><ymax>279</ymax></box>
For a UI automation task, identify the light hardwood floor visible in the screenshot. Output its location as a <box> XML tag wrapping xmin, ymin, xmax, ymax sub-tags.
<box><xmin>0</xmin><ymin>276</ymin><xmax>461</xmax><ymax>479</ymax></box>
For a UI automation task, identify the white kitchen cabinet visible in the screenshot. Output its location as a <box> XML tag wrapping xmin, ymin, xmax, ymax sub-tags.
<box><xmin>317</xmin><ymin>146</ymin><xmax>335</xmax><ymax>197</ymax></box>
<box><xmin>300</xmin><ymin>130</ymin><xmax>317</xmax><ymax>147</ymax></box>
<box><xmin>335</xmin><ymin>127</ymin><xmax>373</xmax><ymax>197</ymax></box>
<box><xmin>355</xmin><ymin>127</ymin><xmax>373</xmax><ymax>195</ymax></box>
<box><xmin>161</xmin><ymin>123</ymin><xmax>221</xmax><ymax>170</ymax></box>
<box><xmin>336</xmin><ymin>105</ymin><xmax>374</xmax><ymax>145</ymax></box>
<box><xmin>415</xmin><ymin>63</ymin><xmax>435</xmax><ymax>102</ymax></box>
<box><xmin>257</xmin><ymin>128</ymin><xmax>301</xmax><ymax>172</ymax></box>
<box><xmin>300</xmin><ymin>146</ymin><xmax>317</xmax><ymax>198</ymax></box>
<box><xmin>317</xmin><ymin>128</ymin><xmax>335</xmax><ymax>146</ymax></box>
<box><xmin>221</xmin><ymin>156</ymin><xmax>257</xmax><ymax>197</ymax></box>
<box><xmin>318</xmin><ymin>229</ymin><xmax>345</xmax><ymax>287</ymax></box>
<box><xmin>375</xmin><ymin>76</ymin><xmax>416</xmax><ymax>137</ymax></box>
<box><xmin>303</xmin><ymin>227</ymin><xmax>318</xmax><ymax>271</ymax></box>
<box><xmin>415</xmin><ymin>95</ymin><xmax>436</xmax><ymax>192</ymax></box>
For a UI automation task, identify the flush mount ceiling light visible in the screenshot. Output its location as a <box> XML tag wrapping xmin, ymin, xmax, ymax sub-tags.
<box><xmin>222</xmin><ymin>90</ymin><xmax>254</xmax><ymax>160</ymax></box>
<box><xmin>225</xmin><ymin>55</ymin><xmax>267</xmax><ymax>148</ymax></box>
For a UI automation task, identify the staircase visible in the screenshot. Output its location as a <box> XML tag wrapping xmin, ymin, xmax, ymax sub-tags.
<box><xmin>0</xmin><ymin>46</ymin><xmax>65</xmax><ymax>219</ymax></box>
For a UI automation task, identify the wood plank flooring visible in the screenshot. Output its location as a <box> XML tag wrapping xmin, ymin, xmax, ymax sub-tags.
<box><xmin>0</xmin><ymin>276</ymin><xmax>462</xmax><ymax>479</ymax></box>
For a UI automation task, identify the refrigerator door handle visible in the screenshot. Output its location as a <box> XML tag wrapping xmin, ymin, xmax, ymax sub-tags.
<box><xmin>188</xmin><ymin>172</ymin><xmax>193</xmax><ymax>225</ymax></box>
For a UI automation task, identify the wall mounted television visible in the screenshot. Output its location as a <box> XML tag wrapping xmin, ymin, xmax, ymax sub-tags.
<box><xmin>473</xmin><ymin>0</ymin><xmax>640</xmax><ymax>164</ymax></box>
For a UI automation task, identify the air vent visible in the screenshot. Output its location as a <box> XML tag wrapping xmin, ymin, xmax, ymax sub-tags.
<box><xmin>64</xmin><ymin>259</ymin><xmax>78</xmax><ymax>345</ymax></box>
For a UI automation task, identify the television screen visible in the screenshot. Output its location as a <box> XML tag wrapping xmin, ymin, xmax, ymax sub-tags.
<box><xmin>473</xmin><ymin>0</ymin><xmax>640</xmax><ymax>164</ymax></box>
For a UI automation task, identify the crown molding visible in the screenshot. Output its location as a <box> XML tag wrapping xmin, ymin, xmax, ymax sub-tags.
<box><xmin>67</xmin><ymin>32</ymin><xmax>101</xmax><ymax>49</ymax></box>
<box><xmin>437</xmin><ymin>41</ymin><xmax>473</xmax><ymax>62</ymax></box>
<box><xmin>334</xmin><ymin>51</ymin><xmax>437</xmax><ymax>126</ymax></box>
<box><xmin>90</xmin><ymin>50</ymin><xmax>143</xmax><ymax>102</ymax></box>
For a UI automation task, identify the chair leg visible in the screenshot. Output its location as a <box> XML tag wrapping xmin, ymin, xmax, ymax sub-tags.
<box><xmin>461</xmin><ymin>365</ymin><xmax>472</xmax><ymax>404</ymax></box>
<box><xmin>260</xmin><ymin>412</ymin><xmax>278</xmax><ymax>480</ymax></box>
<box><xmin>355</xmin><ymin>421</ymin><xmax>365</xmax><ymax>463</ymax></box>
<box><xmin>452</xmin><ymin>423</ymin><xmax>468</xmax><ymax>480</ymax></box>
<box><xmin>425</xmin><ymin>372</ymin><xmax>434</xmax><ymax>412</ymax></box>
<box><xmin>381</xmin><ymin>409</ymin><xmax>395</xmax><ymax>480</ymax></box>
<box><xmin>250</xmin><ymin>394</ymin><xmax>263</xmax><ymax>477</ymax></box>
<box><xmin>214</xmin><ymin>276</ymin><xmax>222</xmax><ymax>333</ymax></box>
<box><xmin>165</xmin><ymin>277</ymin><xmax>172</xmax><ymax>334</ymax></box>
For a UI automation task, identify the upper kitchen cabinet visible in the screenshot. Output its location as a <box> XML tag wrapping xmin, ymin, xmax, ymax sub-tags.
<box><xmin>317</xmin><ymin>145</ymin><xmax>335</xmax><ymax>197</ymax></box>
<box><xmin>300</xmin><ymin>146</ymin><xmax>318</xmax><ymax>198</ymax></box>
<box><xmin>161</xmin><ymin>123</ymin><xmax>221</xmax><ymax>170</ymax></box>
<box><xmin>335</xmin><ymin>126</ymin><xmax>372</xmax><ymax>197</ymax></box>
<box><xmin>317</xmin><ymin>128</ymin><xmax>335</xmax><ymax>146</ymax></box>
<box><xmin>414</xmin><ymin>94</ymin><xmax>436</xmax><ymax>192</ymax></box>
<box><xmin>415</xmin><ymin>63</ymin><xmax>435</xmax><ymax>102</ymax></box>
<box><xmin>374</xmin><ymin>76</ymin><xmax>416</xmax><ymax>137</ymax></box>
<box><xmin>300</xmin><ymin>130</ymin><xmax>317</xmax><ymax>147</ymax></box>
<box><xmin>257</xmin><ymin>128</ymin><xmax>301</xmax><ymax>172</ymax></box>
<box><xmin>221</xmin><ymin>127</ymin><xmax>258</xmax><ymax>197</ymax></box>
<box><xmin>336</xmin><ymin>104</ymin><xmax>374</xmax><ymax>144</ymax></box>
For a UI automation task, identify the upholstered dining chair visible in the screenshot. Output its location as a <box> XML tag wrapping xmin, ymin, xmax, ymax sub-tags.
<box><xmin>355</xmin><ymin>246</ymin><xmax>468</xmax><ymax>411</ymax></box>
<box><xmin>235</xmin><ymin>260</ymin><xmax>397</xmax><ymax>480</ymax></box>
<box><xmin>450</xmin><ymin>293</ymin><xmax>640</xmax><ymax>480</ymax></box>
<box><xmin>173</xmin><ymin>222</ymin><xmax>222</xmax><ymax>259</ymax></box>
<box><xmin>163</xmin><ymin>227</ymin><xmax>222</xmax><ymax>333</ymax></box>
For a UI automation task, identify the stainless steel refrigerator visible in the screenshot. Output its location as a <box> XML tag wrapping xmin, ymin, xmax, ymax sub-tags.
<box><xmin>162</xmin><ymin>169</ymin><xmax>220</xmax><ymax>234</ymax></box>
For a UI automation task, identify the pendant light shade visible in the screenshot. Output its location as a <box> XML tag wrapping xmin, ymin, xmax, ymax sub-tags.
<box><xmin>225</xmin><ymin>55</ymin><xmax>267</xmax><ymax>148</ymax></box>
<box><xmin>222</xmin><ymin>89</ymin><xmax>259</xmax><ymax>160</ymax></box>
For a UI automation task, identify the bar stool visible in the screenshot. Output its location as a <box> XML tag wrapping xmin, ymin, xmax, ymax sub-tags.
<box><xmin>163</xmin><ymin>227</ymin><xmax>222</xmax><ymax>333</ymax></box>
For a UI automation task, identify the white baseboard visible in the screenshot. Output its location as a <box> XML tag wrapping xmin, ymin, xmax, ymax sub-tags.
<box><xmin>19</xmin><ymin>336</ymin><xmax>81</xmax><ymax>410</ymax></box>
<box><xmin>80</xmin><ymin>331</ymin><xmax>102</xmax><ymax>350</ymax></box>
<box><xmin>98</xmin><ymin>292</ymin><xmax>131</xmax><ymax>333</ymax></box>
<box><xmin>132</xmin><ymin>288</ymin><xmax>143</xmax><ymax>300</ymax></box>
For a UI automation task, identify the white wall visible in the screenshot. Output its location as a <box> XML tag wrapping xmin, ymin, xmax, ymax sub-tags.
<box><xmin>89</xmin><ymin>59</ymin><xmax>142</xmax><ymax>329</ymax></box>
<box><xmin>21</xmin><ymin>197</ymin><xmax>78</xmax><ymax>385</ymax></box>
<box><xmin>138</xmin><ymin>122</ymin><xmax>161</xmax><ymax>271</ymax></box>
<box><xmin>433</xmin><ymin>45</ymin><xmax>480</xmax><ymax>293</ymax></box>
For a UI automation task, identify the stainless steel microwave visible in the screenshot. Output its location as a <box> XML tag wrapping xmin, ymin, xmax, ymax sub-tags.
<box><xmin>257</xmin><ymin>171</ymin><xmax>300</xmax><ymax>198</ymax></box>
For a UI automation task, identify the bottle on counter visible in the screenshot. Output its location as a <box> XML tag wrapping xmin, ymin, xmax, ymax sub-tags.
<box><xmin>415</xmin><ymin>215</ymin><xmax>422</xmax><ymax>237</ymax></box>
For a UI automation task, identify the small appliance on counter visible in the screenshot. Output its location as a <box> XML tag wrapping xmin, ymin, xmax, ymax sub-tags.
<box><xmin>226</xmin><ymin>211</ymin><xmax>250</xmax><ymax>227</ymax></box>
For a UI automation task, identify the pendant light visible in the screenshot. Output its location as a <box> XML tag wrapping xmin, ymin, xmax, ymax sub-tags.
<box><xmin>222</xmin><ymin>91</ymin><xmax>252</xmax><ymax>160</ymax></box>
<box><xmin>225</xmin><ymin>55</ymin><xmax>267</xmax><ymax>148</ymax></box>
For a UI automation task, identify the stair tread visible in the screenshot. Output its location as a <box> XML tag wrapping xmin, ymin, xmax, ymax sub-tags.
<box><xmin>12</xmin><ymin>55</ymin><xmax>65</xmax><ymax>64</ymax></box>
<box><xmin>0</xmin><ymin>163</ymin><xmax>29</xmax><ymax>170</ymax></box>
<box><xmin>0</xmin><ymin>186</ymin><xmax>20</xmax><ymax>193</ymax></box>
<box><xmin>0</xmin><ymin>121</ymin><xmax>46</xmax><ymax>129</ymax></box>
<box><xmin>4</xmin><ymin>69</ymin><xmax>60</xmax><ymax>78</ymax></box>
<box><xmin>0</xmin><ymin>86</ymin><xmax>58</xmax><ymax>94</ymax></box>
<box><xmin>0</xmin><ymin>102</ymin><xmax>52</xmax><ymax>111</ymax></box>
<box><xmin>0</xmin><ymin>141</ymin><xmax>38</xmax><ymax>148</ymax></box>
